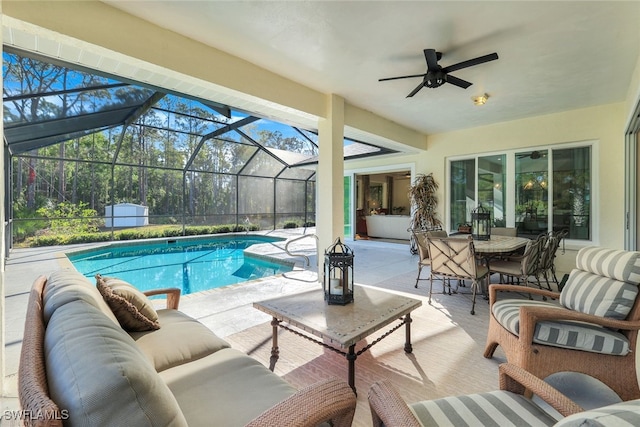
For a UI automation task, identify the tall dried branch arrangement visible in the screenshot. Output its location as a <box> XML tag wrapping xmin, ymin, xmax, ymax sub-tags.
<box><xmin>409</xmin><ymin>173</ymin><xmax>442</xmax><ymax>231</ymax></box>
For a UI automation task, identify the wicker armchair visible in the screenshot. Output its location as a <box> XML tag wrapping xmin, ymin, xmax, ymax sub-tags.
<box><xmin>368</xmin><ymin>363</ymin><xmax>585</xmax><ymax>427</ymax></box>
<box><xmin>484</xmin><ymin>246</ymin><xmax>640</xmax><ymax>401</ymax></box>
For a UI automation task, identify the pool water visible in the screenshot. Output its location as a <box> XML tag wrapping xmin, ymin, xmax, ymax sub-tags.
<box><xmin>67</xmin><ymin>236</ymin><xmax>293</xmax><ymax>295</ymax></box>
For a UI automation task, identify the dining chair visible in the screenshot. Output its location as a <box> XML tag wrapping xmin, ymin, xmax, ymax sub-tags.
<box><xmin>427</xmin><ymin>235</ymin><xmax>489</xmax><ymax>315</ymax></box>
<box><xmin>484</xmin><ymin>246</ymin><xmax>640</xmax><ymax>401</ymax></box>
<box><xmin>536</xmin><ymin>230</ymin><xmax>567</xmax><ymax>290</ymax></box>
<box><xmin>489</xmin><ymin>233</ymin><xmax>546</xmax><ymax>289</ymax></box>
<box><xmin>413</xmin><ymin>230</ymin><xmax>448</xmax><ymax>289</ymax></box>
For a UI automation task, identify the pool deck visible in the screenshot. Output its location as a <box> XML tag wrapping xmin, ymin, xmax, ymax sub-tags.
<box><xmin>2</xmin><ymin>228</ymin><xmax>417</xmax><ymax>399</ymax></box>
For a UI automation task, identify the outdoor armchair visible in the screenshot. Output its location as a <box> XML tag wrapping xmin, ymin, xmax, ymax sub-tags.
<box><xmin>484</xmin><ymin>246</ymin><xmax>640</xmax><ymax>401</ymax></box>
<box><xmin>368</xmin><ymin>363</ymin><xmax>587</xmax><ymax>427</ymax></box>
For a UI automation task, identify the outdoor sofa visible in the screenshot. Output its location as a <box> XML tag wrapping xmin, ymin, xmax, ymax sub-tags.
<box><xmin>18</xmin><ymin>269</ymin><xmax>356</xmax><ymax>426</ymax></box>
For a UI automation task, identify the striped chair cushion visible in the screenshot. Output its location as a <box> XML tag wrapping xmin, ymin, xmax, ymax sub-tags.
<box><xmin>575</xmin><ymin>246</ymin><xmax>640</xmax><ymax>283</ymax></box>
<box><xmin>559</xmin><ymin>269</ymin><xmax>638</xmax><ymax>319</ymax></box>
<box><xmin>492</xmin><ymin>300</ymin><xmax>630</xmax><ymax>355</ymax></box>
<box><xmin>555</xmin><ymin>399</ymin><xmax>640</xmax><ymax>426</ymax></box>
<box><xmin>409</xmin><ymin>390</ymin><xmax>557</xmax><ymax>427</ymax></box>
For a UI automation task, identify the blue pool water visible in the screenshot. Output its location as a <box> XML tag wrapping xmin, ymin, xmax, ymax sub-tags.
<box><xmin>67</xmin><ymin>236</ymin><xmax>293</xmax><ymax>295</ymax></box>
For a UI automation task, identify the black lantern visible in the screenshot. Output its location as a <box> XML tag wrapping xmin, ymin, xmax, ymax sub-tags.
<box><xmin>323</xmin><ymin>238</ymin><xmax>354</xmax><ymax>305</ymax></box>
<box><xmin>471</xmin><ymin>204</ymin><xmax>491</xmax><ymax>241</ymax></box>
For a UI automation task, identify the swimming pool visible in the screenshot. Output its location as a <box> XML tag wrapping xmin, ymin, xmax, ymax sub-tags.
<box><xmin>67</xmin><ymin>235</ymin><xmax>294</xmax><ymax>295</ymax></box>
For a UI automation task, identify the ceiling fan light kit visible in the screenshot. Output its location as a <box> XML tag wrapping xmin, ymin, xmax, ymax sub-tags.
<box><xmin>379</xmin><ymin>48</ymin><xmax>499</xmax><ymax>98</ymax></box>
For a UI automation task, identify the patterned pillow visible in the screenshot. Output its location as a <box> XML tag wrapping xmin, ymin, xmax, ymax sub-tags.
<box><xmin>560</xmin><ymin>269</ymin><xmax>638</xmax><ymax>319</ymax></box>
<box><xmin>96</xmin><ymin>275</ymin><xmax>160</xmax><ymax>331</ymax></box>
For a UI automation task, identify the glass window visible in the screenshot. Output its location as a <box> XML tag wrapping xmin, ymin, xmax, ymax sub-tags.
<box><xmin>478</xmin><ymin>155</ymin><xmax>507</xmax><ymax>226</ymax></box>
<box><xmin>515</xmin><ymin>150</ymin><xmax>549</xmax><ymax>237</ymax></box>
<box><xmin>450</xmin><ymin>159</ymin><xmax>476</xmax><ymax>230</ymax></box>
<box><xmin>448</xmin><ymin>145</ymin><xmax>591</xmax><ymax>240</ymax></box>
<box><xmin>552</xmin><ymin>146</ymin><xmax>590</xmax><ymax>239</ymax></box>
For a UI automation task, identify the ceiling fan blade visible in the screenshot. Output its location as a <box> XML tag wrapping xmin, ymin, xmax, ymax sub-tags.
<box><xmin>445</xmin><ymin>74</ymin><xmax>472</xmax><ymax>89</ymax></box>
<box><xmin>406</xmin><ymin>81</ymin><xmax>425</xmax><ymax>98</ymax></box>
<box><xmin>442</xmin><ymin>52</ymin><xmax>499</xmax><ymax>73</ymax></box>
<box><xmin>378</xmin><ymin>73</ymin><xmax>428</xmax><ymax>82</ymax></box>
<box><xmin>424</xmin><ymin>49</ymin><xmax>440</xmax><ymax>70</ymax></box>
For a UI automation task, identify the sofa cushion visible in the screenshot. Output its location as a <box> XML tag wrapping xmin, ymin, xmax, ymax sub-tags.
<box><xmin>96</xmin><ymin>275</ymin><xmax>160</xmax><ymax>331</ymax></box>
<box><xmin>492</xmin><ymin>299</ymin><xmax>630</xmax><ymax>355</ymax></box>
<box><xmin>409</xmin><ymin>390</ymin><xmax>557</xmax><ymax>426</ymax></box>
<box><xmin>575</xmin><ymin>246</ymin><xmax>640</xmax><ymax>283</ymax></box>
<box><xmin>160</xmin><ymin>348</ymin><xmax>296</xmax><ymax>426</ymax></box>
<box><xmin>129</xmin><ymin>309</ymin><xmax>231</xmax><ymax>372</ymax></box>
<box><xmin>45</xmin><ymin>300</ymin><xmax>188</xmax><ymax>426</ymax></box>
<box><xmin>554</xmin><ymin>399</ymin><xmax>640</xmax><ymax>426</ymax></box>
<box><xmin>560</xmin><ymin>269</ymin><xmax>638</xmax><ymax>319</ymax></box>
<box><xmin>42</xmin><ymin>269</ymin><xmax>119</xmax><ymax>325</ymax></box>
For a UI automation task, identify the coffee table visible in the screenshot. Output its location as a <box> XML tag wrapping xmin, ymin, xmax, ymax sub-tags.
<box><xmin>253</xmin><ymin>285</ymin><xmax>422</xmax><ymax>393</ymax></box>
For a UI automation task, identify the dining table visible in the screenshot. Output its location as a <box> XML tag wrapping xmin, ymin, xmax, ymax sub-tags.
<box><xmin>470</xmin><ymin>234</ymin><xmax>530</xmax><ymax>255</ymax></box>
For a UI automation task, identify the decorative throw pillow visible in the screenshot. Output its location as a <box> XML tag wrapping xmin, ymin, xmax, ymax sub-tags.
<box><xmin>96</xmin><ymin>274</ymin><xmax>160</xmax><ymax>331</ymax></box>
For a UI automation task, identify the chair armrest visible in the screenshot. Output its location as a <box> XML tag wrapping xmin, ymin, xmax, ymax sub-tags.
<box><xmin>367</xmin><ymin>380</ymin><xmax>422</xmax><ymax>427</ymax></box>
<box><xmin>488</xmin><ymin>284</ymin><xmax>560</xmax><ymax>305</ymax></box>
<box><xmin>499</xmin><ymin>363</ymin><xmax>584</xmax><ymax>417</ymax></box>
<box><xmin>143</xmin><ymin>288</ymin><xmax>181</xmax><ymax>310</ymax></box>
<box><xmin>246</xmin><ymin>377</ymin><xmax>356</xmax><ymax>427</ymax></box>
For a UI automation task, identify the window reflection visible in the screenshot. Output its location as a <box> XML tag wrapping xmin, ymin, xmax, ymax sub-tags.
<box><xmin>478</xmin><ymin>155</ymin><xmax>506</xmax><ymax>226</ymax></box>
<box><xmin>450</xmin><ymin>159</ymin><xmax>476</xmax><ymax>230</ymax></box>
<box><xmin>515</xmin><ymin>150</ymin><xmax>549</xmax><ymax>237</ymax></box>
<box><xmin>552</xmin><ymin>147</ymin><xmax>590</xmax><ymax>239</ymax></box>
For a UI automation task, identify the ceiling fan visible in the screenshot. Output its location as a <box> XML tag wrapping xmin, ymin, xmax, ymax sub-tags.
<box><xmin>379</xmin><ymin>48</ymin><xmax>499</xmax><ymax>97</ymax></box>
<box><xmin>517</xmin><ymin>151</ymin><xmax>546</xmax><ymax>159</ymax></box>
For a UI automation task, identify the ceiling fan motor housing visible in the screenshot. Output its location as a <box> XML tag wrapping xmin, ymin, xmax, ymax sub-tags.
<box><xmin>425</xmin><ymin>70</ymin><xmax>445</xmax><ymax>88</ymax></box>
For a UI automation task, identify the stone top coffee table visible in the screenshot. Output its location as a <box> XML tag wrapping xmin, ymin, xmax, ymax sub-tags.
<box><xmin>253</xmin><ymin>285</ymin><xmax>422</xmax><ymax>393</ymax></box>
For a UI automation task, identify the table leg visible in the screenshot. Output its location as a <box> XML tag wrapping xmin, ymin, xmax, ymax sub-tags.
<box><xmin>347</xmin><ymin>345</ymin><xmax>357</xmax><ymax>394</ymax></box>
<box><xmin>404</xmin><ymin>313</ymin><xmax>413</xmax><ymax>353</ymax></box>
<box><xmin>269</xmin><ymin>317</ymin><xmax>280</xmax><ymax>371</ymax></box>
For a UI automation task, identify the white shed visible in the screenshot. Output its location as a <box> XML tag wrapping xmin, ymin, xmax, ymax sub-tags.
<box><xmin>105</xmin><ymin>203</ymin><xmax>149</xmax><ymax>227</ymax></box>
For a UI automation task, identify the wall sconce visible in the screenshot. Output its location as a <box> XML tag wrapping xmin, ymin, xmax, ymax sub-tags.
<box><xmin>472</xmin><ymin>93</ymin><xmax>489</xmax><ymax>106</ymax></box>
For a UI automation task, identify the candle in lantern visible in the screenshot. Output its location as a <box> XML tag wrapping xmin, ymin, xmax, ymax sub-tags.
<box><xmin>330</xmin><ymin>278</ymin><xmax>341</xmax><ymax>289</ymax></box>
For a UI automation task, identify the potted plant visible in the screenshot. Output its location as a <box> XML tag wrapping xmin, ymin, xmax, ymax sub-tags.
<box><xmin>408</xmin><ymin>173</ymin><xmax>443</xmax><ymax>254</ymax></box>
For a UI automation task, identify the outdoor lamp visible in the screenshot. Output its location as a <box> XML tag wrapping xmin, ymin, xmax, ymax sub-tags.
<box><xmin>323</xmin><ymin>238</ymin><xmax>354</xmax><ymax>305</ymax></box>
<box><xmin>471</xmin><ymin>204</ymin><xmax>491</xmax><ymax>241</ymax></box>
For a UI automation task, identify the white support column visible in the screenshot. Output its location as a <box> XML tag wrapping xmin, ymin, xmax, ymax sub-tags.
<box><xmin>317</xmin><ymin>94</ymin><xmax>345</xmax><ymax>280</ymax></box>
